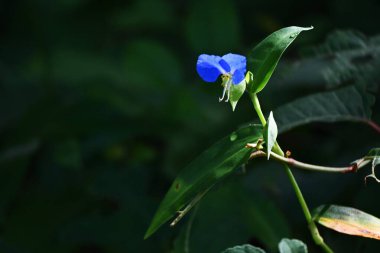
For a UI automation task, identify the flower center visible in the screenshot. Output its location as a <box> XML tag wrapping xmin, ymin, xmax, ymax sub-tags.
<box><xmin>221</xmin><ymin>73</ymin><xmax>232</xmax><ymax>81</ymax></box>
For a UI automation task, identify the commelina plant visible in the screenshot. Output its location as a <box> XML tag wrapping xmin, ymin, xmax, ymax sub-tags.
<box><xmin>145</xmin><ymin>26</ymin><xmax>380</xmax><ymax>253</ymax></box>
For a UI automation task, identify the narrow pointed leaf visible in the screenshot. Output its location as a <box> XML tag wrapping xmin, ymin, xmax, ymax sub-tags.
<box><xmin>247</xmin><ymin>26</ymin><xmax>313</xmax><ymax>94</ymax></box>
<box><xmin>278</xmin><ymin>238</ymin><xmax>308</xmax><ymax>253</ymax></box>
<box><xmin>264</xmin><ymin>111</ymin><xmax>278</xmax><ymax>160</ymax></box>
<box><xmin>221</xmin><ymin>244</ymin><xmax>266</xmax><ymax>253</ymax></box>
<box><xmin>145</xmin><ymin>125</ymin><xmax>263</xmax><ymax>238</ymax></box>
<box><xmin>313</xmin><ymin>205</ymin><xmax>380</xmax><ymax>240</ymax></box>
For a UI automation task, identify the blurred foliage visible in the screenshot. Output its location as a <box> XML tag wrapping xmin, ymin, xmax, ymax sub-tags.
<box><xmin>0</xmin><ymin>0</ymin><xmax>380</xmax><ymax>253</ymax></box>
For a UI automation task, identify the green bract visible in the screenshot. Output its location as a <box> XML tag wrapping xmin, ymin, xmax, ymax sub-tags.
<box><xmin>229</xmin><ymin>72</ymin><xmax>252</xmax><ymax>111</ymax></box>
<box><xmin>264</xmin><ymin>111</ymin><xmax>278</xmax><ymax>160</ymax></box>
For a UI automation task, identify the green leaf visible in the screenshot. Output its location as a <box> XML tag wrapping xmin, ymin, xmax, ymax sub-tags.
<box><xmin>230</xmin><ymin>78</ymin><xmax>247</xmax><ymax>111</ymax></box>
<box><xmin>220</xmin><ymin>238</ymin><xmax>307</xmax><ymax>253</ymax></box>
<box><xmin>273</xmin><ymin>86</ymin><xmax>375</xmax><ymax>133</ymax></box>
<box><xmin>247</xmin><ymin>26</ymin><xmax>313</xmax><ymax>94</ymax></box>
<box><xmin>278</xmin><ymin>238</ymin><xmax>308</xmax><ymax>253</ymax></box>
<box><xmin>313</xmin><ymin>205</ymin><xmax>380</xmax><ymax>240</ymax></box>
<box><xmin>221</xmin><ymin>244</ymin><xmax>266</xmax><ymax>253</ymax></box>
<box><xmin>264</xmin><ymin>111</ymin><xmax>278</xmax><ymax>160</ymax></box>
<box><xmin>311</xmin><ymin>30</ymin><xmax>380</xmax><ymax>92</ymax></box>
<box><xmin>145</xmin><ymin>125</ymin><xmax>263</xmax><ymax>239</ymax></box>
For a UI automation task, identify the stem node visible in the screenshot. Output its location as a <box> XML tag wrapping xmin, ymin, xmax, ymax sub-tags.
<box><xmin>250</xmin><ymin>93</ymin><xmax>334</xmax><ymax>253</ymax></box>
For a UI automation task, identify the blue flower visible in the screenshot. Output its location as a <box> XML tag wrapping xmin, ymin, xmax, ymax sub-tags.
<box><xmin>196</xmin><ymin>53</ymin><xmax>246</xmax><ymax>102</ymax></box>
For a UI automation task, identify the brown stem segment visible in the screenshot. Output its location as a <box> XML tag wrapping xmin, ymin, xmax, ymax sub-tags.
<box><xmin>247</xmin><ymin>148</ymin><xmax>371</xmax><ymax>173</ymax></box>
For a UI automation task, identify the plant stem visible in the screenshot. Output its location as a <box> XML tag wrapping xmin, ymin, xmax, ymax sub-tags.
<box><xmin>251</xmin><ymin>93</ymin><xmax>267</xmax><ymax>126</ymax></box>
<box><xmin>284</xmin><ymin>161</ymin><xmax>334</xmax><ymax>253</ymax></box>
<box><xmin>250</xmin><ymin>93</ymin><xmax>333</xmax><ymax>253</ymax></box>
<box><xmin>248</xmin><ymin>149</ymin><xmax>370</xmax><ymax>173</ymax></box>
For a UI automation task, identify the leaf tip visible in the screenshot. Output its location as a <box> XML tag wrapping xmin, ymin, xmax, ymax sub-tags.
<box><xmin>230</xmin><ymin>101</ymin><xmax>237</xmax><ymax>111</ymax></box>
<box><xmin>295</xmin><ymin>25</ymin><xmax>313</xmax><ymax>31</ymax></box>
<box><xmin>144</xmin><ymin>216</ymin><xmax>163</xmax><ymax>240</ymax></box>
<box><xmin>268</xmin><ymin>111</ymin><xmax>274</xmax><ymax>120</ymax></box>
<box><xmin>143</xmin><ymin>229</ymin><xmax>153</xmax><ymax>240</ymax></box>
<box><xmin>305</xmin><ymin>25</ymin><xmax>314</xmax><ymax>30</ymax></box>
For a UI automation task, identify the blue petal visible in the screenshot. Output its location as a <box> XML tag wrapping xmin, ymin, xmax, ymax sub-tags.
<box><xmin>218</xmin><ymin>59</ymin><xmax>231</xmax><ymax>73</ymax></box>
<box><xmin>232</xmin><ymin>69</ymin><xmax>245</xmax><ymax>85</ymax></box>
<box><xmin>196</xmin><ymin>54</ymin><xmax>226</xmax><ymax>82</ymax></box>
<box><xmin>222</xmin><ymin>53</ymin><xmax>246</xmax><ymax>74</ymax></box>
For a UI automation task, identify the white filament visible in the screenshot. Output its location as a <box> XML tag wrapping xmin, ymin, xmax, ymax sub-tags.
<box><xmin>219</xmin><ymin>79</ymin><xmax>232</xmax><ymax>102</ymax></box>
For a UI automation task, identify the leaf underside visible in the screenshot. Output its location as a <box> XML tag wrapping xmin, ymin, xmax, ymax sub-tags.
<box><xmin>220</xmin><ymin>238</ymin><xmax>307</xmax><ymax>253</ymax></box>
<box><xmin>278</xmin><ymin>238</ymin><xmax>307</xmax><ymax>253</ymax></box>
<box><xmin>273</xmin><ymin>85</ymin><xmax>374</xmax><ymax>133</ymax></box>
<box><xmin>221</xmin><ymin>244</ymin><xmax>266</xmax><ymax>253</ymax></box>
<box><xmin>313</xmin><ymin>205</ymin><xmax>380</xmax><ymax>240</ymax></box>
<box><xmin>278</xmin><ymin>238</ymin><xmax>308</xmax><ymax>253</ymax></box>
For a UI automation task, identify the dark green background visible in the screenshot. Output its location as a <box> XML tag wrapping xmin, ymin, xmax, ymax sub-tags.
<box><xmin>1</xmin><ymin>0</ymin><xmax>380</xmax><ymax>252</ymax></box>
